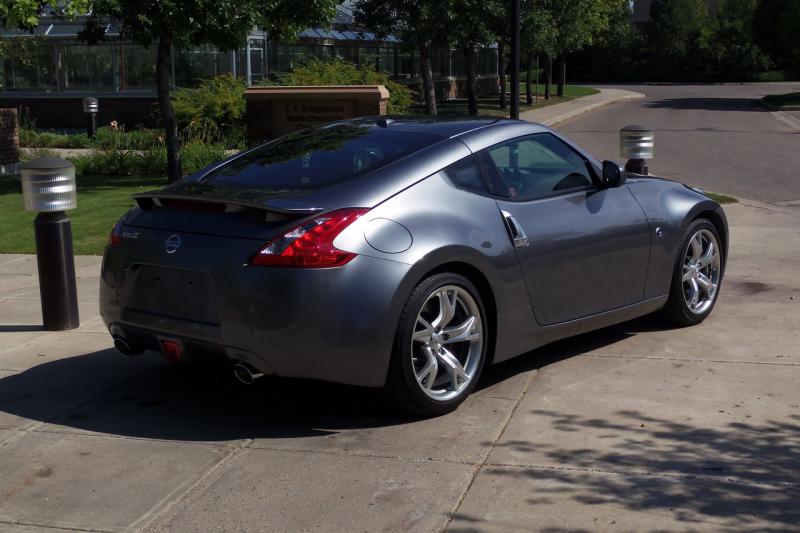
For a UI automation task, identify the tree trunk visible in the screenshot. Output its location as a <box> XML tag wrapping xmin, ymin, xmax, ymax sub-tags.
<box><xmin>498</xmin><ymin>40</ymin><xmax>507</xmax><ymax>111</ymax></box>
<box><xmin>557</xmin><ymin>56</ymin><xmax>566</xmax><ymax>97</ymax></box>
<box><xmin>525</xmin><ymin>54</ymin><xmax>533</xmax><ymax>105</ymax></box>
<box><xmin>156</xmin><ymin>28</ymin><xmax>181</xmax><ymax>183</ymax></box>
<box><xmin>465</xmin><ymin>46</ymin><xmax>478</xmax><ymax>116</ymax></box>
<box><xmin>418</xmin><ymin>43</ymin><xmax>437</xmax><ymax>115</ymax></box>
<box><xmin>544</xmin><ymin>54</ymin><xmax>552</xmax><ymax>100</ymax></box>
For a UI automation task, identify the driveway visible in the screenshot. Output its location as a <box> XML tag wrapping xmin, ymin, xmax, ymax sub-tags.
<box><xmin>555</xmin><ymin>83</ymin><xmax>800</xmax><ymax>206</ymax></box>
<box><xmin>0</xmin><ymin>199</ymin><xmax>798</xmax><ymax>532</ymax></box>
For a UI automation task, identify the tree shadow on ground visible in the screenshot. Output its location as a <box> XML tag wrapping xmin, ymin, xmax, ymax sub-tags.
<box><xmin>451</xmin><ymin>313</ymin><xmax>800</xmax><ymax>532</ymax></box>
<box><xmin>456</xmin><ymin>409</ymin><xmax>800</xmax><ymax>532</ymax></box>
<box><xmin>644</xmin><ymin>97</ymin><xmax>766</xmax><ymax>113</ymax></box>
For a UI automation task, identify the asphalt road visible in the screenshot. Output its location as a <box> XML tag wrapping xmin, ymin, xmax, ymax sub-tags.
<box><xmin>554</xmin><ymin>83</ymin><xmax>800</xmax><ymax>205</ymax></box>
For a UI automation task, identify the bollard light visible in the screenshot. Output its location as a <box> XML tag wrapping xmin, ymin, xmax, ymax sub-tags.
<box><xmin>82</xmin><ymin>97</ymin><xmax>99</xmax><ymax>138</ymax></box>
<box><xmin>620</xmin><ymin>124</ymin><xmax>654</xmax><ymax>175</ymax></box>
<box><xmin>19</xmin><ymin>157</ymin><xmax>80</xmax><ymax>331</ymax></box>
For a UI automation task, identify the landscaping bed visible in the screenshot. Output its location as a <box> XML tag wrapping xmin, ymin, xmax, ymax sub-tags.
<box><xmin>762</xmin><ymin>92</ymin><xmax>800</xmax><ymax>110</ymax></box>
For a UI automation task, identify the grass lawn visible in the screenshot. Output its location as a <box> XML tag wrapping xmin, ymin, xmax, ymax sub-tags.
<box><xmin>704</xmin><ymin>191</ymin><xmax>739</xmax><ymax>204</ymax></box>
<box><xmin>0</xmin><ymin>174</ymin><xmax>165</xmax><ymax>255</ymax></box>
<box><xmin>762</xmin><ymin>92</ymin><xmax>800</xmax><ymax>110</ymax></box>
<box><xmin>409</xmin><ymin>84</ymin><xmax>599</xmax><ymax>117</ymax></box>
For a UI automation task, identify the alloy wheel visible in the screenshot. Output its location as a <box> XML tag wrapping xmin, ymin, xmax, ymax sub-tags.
<box><xmin>682</xmin><ymin>228</ymin><xmax>721</xmax><ymax>315</ymax></box>
<box><xmin>410</xmin><ymin>285</ymin><xmax>483</xmax><ymax>401</ymax></box>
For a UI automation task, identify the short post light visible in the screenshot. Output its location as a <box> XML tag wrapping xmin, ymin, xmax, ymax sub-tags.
<box><xmin>620</xmin><ymin>124</ymin><xmax>654</xmax><ymax>175</ymax></box>
<box><xmin>20</xmin><ymin>157</ymin><xmax>80</xmax><ymax>330</ymax></box>
<box><xmin>82</xmin><ymin>97</ymin><xmax>99</xmax><ymax>138</ymax></box>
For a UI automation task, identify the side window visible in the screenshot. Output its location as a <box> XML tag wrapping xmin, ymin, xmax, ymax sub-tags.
<box><xmin>442</xmin><ymin>156</ymin><xmax>489</xmax><ymax>195</ymax></box>
<box><xmin>483</xmin><ymin>133</ymin><xmax>594</xmax><ymax>200</ymax></box>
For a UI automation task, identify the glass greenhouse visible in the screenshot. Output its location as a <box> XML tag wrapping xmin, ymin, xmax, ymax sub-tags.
<box><xmin>0</xmin><ymin>19</ymin><xmax>498</xmax><ymax>94</ymax></box>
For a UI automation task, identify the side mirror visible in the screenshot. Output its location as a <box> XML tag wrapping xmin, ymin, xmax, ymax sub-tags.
<box><xmin>602</xmin><ymin>160</ymin><xmax>626</xmax><ymax>188</ymax></box>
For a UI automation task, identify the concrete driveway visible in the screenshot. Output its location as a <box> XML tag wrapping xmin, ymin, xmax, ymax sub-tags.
<box><xmin>0</xmin><ymin>199</ymin><xmax>798</xmax><ymax>532</ymax></box>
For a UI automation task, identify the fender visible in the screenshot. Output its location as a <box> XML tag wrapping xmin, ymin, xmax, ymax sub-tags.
<box><xmin>627</xmin><ymin>178</ymin><xmax>729</xmax><ymax>299</ymax></box>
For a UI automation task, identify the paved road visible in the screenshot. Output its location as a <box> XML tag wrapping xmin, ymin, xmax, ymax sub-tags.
<box><xmin>554</xmin><ymin>83</ymin><xmax>800</xmax><ymax>205</ymax></box>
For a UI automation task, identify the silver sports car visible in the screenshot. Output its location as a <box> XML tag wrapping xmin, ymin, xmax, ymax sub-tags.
<box><xmin>100</xmin><ymin>117</ymin><xmax>727</xmax><ymax>416</ymax></box>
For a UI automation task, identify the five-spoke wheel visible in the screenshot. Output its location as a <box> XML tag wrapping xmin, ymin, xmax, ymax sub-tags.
<box><xmin>387</xmin><ymin>273</ymin><xmax>487</xmax><ymax>416</ymax></box>
<box><xmin>664</xmin><ymin>219</ymin><xmax>724</xmax><ymax>326</ymax></box>
<box><xmin>411</xmin><ymin>285</ymin><xmax>483</xmax><ymax>402</ymax></box>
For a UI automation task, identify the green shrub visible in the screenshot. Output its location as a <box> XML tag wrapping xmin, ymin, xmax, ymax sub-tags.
<box><xmin>64</xmin><ymin>133</ymin><xmax>93</xmax><ymax>149</ymax></box>
<box><xmin>756</xmin><ymin>70</ymin><xmax>788</xmax><ymax>82</ymax></box>
<box><xmin>172</xmin><ymin>74</ymin><xmax>246</xmax><ymax>146</ymax></box>
<box><xmin>68</xmin><ymin>143</ymin><xmax>228</xmax><ymax>177</ymax></box>
<box><xmin>72</xmin><ymin>149</ymin><xmax>138</xmax><ymax>176</ymax></box>
<box><xmin>19</xmin><ymin>128</ymin><xmax>40</xmax><ymax>147</ymax></box>
<box><xmin>137</xmin><ymin>145</ymin><xmax>168</xmax><ymax>176</ymax></box>
<box><xmin>20</xmin><ymin>148</ymin><xmax>58</xmax><ymax>162</ymax></box>
<box><xmin>274</xmin><ymin>58</ymin><xmax>413</xmax><ymax>115</ymax></box>
<box><xmin>93</xmin><ymin>126</ymin><xmax>162</xmax><ymax>150</ymax></box>
<box><xmin>181</xmin><ymin>142</ymin><xmax>228</xmax><ymax>175</ymax></box>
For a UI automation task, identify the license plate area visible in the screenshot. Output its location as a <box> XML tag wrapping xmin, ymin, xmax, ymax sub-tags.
<box><xmin>127</xmin><ymin>266</ymin><xmax>219</xmax><ymax>325</ymax></box>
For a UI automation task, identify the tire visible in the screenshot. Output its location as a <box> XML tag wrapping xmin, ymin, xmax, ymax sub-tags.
<box><xmin>385</xmin><ymin>273</ymin><xmax>488</xmax><ymax>417</ymax></box>
<box><xmin>663</xmin><ymin>219</ymin><xmax>724</xmax><ymax>326</ymax></box>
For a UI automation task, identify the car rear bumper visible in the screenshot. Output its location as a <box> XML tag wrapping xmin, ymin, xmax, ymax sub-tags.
<box><xmin>100</xmin><ymin>250</ymin><xmax>414</xmax><ymax>387</ymax></box>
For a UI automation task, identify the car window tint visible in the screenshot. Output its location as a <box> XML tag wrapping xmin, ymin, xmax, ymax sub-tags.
<box><xmin>200</xmin><ymin>121</ymin><xmax>442</xmax><ymax>191</ymax></box>
<box><xmin>484</xmin><ymin>133</ymin><xmax>593</xmax><ymax>200</ymax></box>
<box><xmin>443</xmin><ymin>156</ymin><xmax>489</xmax><ymax>194</ymax></box>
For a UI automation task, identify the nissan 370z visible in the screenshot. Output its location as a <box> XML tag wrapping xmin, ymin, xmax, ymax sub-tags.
<box><xmin>100</xmin><ymin>118</ymin><xmax>727</xmax><ymax>416</ymax></box>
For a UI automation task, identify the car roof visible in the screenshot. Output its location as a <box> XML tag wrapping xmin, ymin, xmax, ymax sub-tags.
<box><xmin>358</xmin><ymin>116</ymin><xmax>536</xmax><ymax>139</ymax></box>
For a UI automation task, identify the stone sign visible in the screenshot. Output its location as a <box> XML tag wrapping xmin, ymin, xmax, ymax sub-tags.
<box><xmin>244</xmin><ymin>85</ymin><xmax>389</xmax><ymax>144</ymax></box>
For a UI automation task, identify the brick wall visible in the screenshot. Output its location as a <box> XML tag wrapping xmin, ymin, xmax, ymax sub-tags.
<box><xmin>0</xmin><ymin>109</ymin><xmax>19</xmax><ymax>165</ymax></box>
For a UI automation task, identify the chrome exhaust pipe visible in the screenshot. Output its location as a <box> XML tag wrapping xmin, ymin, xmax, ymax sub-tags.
<box><xmin>233</xmin><ymin>362</ymin><xmax>264</xmax><ymax>385</ymax></box>
<box><xmin>113</xmin><ymin>336</ymin><xmax>142</xmax><ymax>356</ymax></box>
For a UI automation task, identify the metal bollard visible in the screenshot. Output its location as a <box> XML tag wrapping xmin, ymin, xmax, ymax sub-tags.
<box><xmin>620</xmin><ymin>124</ymin><xmax>654</xmax><ymax>175</ymax></box>
<box><xmin>19</xmin><ymin>157</ymin><xmax>80</xmax><ymax>331</ymax></box>
<box><xmin>83</xmin><ymin>97</ymin><xmax>99</xmax><ymax>138</ymax></box>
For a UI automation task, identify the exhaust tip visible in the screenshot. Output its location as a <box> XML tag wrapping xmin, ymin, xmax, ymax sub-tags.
<box><xmin>114</xmin><ymin>337</ymin><xmax>142</xmax><ymax>356</ymax></box>
<box><xmin>233</xmin><ymin>362</ymin><xmax>264</xmax><ymax>385</ymax></box>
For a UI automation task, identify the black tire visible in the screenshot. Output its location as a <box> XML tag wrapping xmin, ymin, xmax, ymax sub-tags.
<box><xmin>384</xmin><ymin>273</ymin><xmax>488</xmax><ymax>417</ymax></box>
<box><xmin>663</xmin><ymin>219</ymin><xmax>724</xmax><ymax>326</ymax></box>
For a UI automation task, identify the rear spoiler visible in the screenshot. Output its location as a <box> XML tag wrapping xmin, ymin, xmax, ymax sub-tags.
<box><xmin>132</xmin><ymin>191</ymin><xmax>324</xmax><ymax>221</ymax></box>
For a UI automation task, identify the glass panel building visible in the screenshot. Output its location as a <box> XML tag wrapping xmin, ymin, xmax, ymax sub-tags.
<box><xmin>0</xmin><ymin>4</ymin><xmax>497</xmax><ymax>128</ymax></box>
<box><xmin>1</xmin><ymin>19</ymin><xmax>497</xmax><ymax>94</ymax></box>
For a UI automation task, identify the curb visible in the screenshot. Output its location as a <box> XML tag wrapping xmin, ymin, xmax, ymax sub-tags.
<box><xmin>537</xmin><ymin>89</ymin><xmax>645</xmax><ymax>126</ymax></box>
<box><xmin>734</xmin><ymin>197</ymin><xmax>800</xmax><ymax>216</ymax></box>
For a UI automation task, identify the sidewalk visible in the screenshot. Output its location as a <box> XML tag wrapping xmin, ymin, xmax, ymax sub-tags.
<box><xmin>521</xmin><ymin>87</ymin><xmax>645</xmax><ymax>126</ymax></box>
<box><xmin>0</xmin><ymin>201</ymin><xmax>798</xmax><ymax>531</ymax></box>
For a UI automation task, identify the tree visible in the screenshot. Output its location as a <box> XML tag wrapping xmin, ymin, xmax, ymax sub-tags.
<box><xmin>450</xmin><ymin>0</ymin><xmax>497</xmax><ymax>115</ymax></box>
<box><xmin>520</xmin><ymin>1</ymin><xmax>557</xmax><ymax>100</ymax></box>
<box><xmin>354</xmin><ymin>0</ymin><xmax>452</xmax><ymax>116</ymax></box>
<box><xmin>646</xmin><ymin>0</ymin><xmax>715</xmax><ymax>81</ymax></box>
<box><xmin>542</xmin><ymin>0</ymin><xmax>618</xmax><ymax>96</ymax></box>
<box><xmin>566</xmin><ymin>0</ymin><xmax>645</xmax><ymax>82</ymax></box>
<box><xmin>754</xmin><ymin>0</ymin><xmax>800</xmax><ymax>76</ymax></box>
<box><xmin>714</xmin><ymin>0</ymin><xmax>770</xmax><ymax>81</ymax></box>
<box><xmin>3</xmin><ymin>0</ymin><xmax>337</xmax><ymax>182</ymax></box>
<box><xmin>1</xmin><ymin>1</ymin><xmax>89</xmax><ymax>29</ymax></box>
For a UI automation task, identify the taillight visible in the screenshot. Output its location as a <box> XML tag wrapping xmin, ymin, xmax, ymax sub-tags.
<box><xmin>108</xmin><ymin>219</ymin><xmax>123</xmax><ymax>247</ymax></box>
<box><xmin>249</xmin><ymin>208</ymin><xmax>369</xmax><ymax>268</ymax></box>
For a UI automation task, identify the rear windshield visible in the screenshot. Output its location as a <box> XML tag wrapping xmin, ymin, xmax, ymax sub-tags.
<box><xmin>200</xmin><ymin>121</ymin><xmax>442</xmax><ymax>190</ymax></box>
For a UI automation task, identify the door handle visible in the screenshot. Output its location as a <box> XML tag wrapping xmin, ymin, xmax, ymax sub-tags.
<box><xmin>501</xmin><ymin>210</ymin><xmax>529</xmax><ymax>248</ymax></box>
